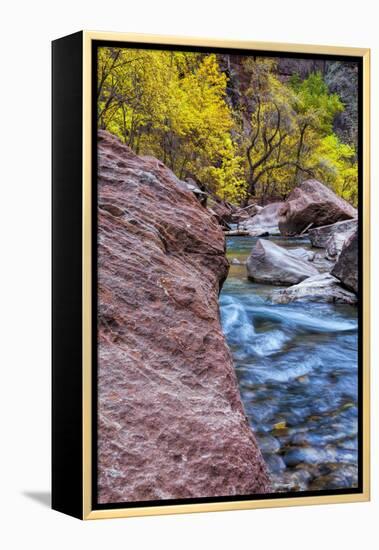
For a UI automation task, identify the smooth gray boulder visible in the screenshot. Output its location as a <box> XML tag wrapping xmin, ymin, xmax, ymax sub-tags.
<box><xmin>288</xmin><ymin>247</ymin><xmax>315</xmax><ymax>262</ymax></box>
<box><xmin>241</xmin><ymin>202</ymin><xmax>283</xmax><ymax>237</ymax></box>
<box><xmin>247</xmin><ymin>239</ymin><xmax>319</xmax><ymax>285</ymax></box>
<box><xmin>272</xmin><ymin>273</ymin><xmax>357</xmax><ymax>305</ymax></box>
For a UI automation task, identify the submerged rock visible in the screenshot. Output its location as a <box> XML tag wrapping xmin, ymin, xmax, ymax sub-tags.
<box><xmin>308</xmin><ymin>463</ymin><xmax>358</xmax><ymax>490</ymax></box>
<box><xmin>240</xmin><ymin>202</ymin><xmax>283</xmax><ymax>237</ymax></box>
<box><xmin>97</xmin><ymin>130</ymin><xmax>270</xmax><ymax>504</ymax></box>
<box><xmin>332</xmin><ymin>229</ymin><xmax>358</xmax><ymax>293</ymax></box>
<box><xmin>272</xmin><ymin>273</ymin><xmax>358</xmax><ymax>305</ymax></box>
<box><xmin>279</xmin><ymin>179</ymin><xmax>357</xmax><ymax>236</ymax></box>
<box><xmin>247</xmin><ymin>239</ymin><xmax>319</xmax><ymax>285</ymax></box>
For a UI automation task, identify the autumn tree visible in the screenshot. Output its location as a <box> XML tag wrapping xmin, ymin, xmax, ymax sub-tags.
<box><xmin>97</xmin><ymin>47</ymin><xmax>246</xmax><ymax>202</ymax></box>
<box><xmin>98</xmin><ymin>47</ymin><xmax>358</xmax><ymax>207</ymax></box>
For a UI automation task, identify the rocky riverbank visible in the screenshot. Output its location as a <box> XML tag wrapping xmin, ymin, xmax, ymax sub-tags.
<box><xmin>217</xmin><ymin>179</ymin><xmax>359</xmax><ymax>492</ymax></box>
<box><xmin>221</xmin><ymin>234</ymin><xmax>358</xmax><ymax>492</ymax></box>
<box><xmin>97</xmin><ymin>130</ymin><xmax>270</xmax><ymax>504</ymax></box>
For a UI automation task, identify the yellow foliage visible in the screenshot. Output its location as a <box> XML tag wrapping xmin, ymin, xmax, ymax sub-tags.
<box><xmin>98</xmin><ymin>47</ymin><xmax>358</xmax><ymax>207</ymax></box>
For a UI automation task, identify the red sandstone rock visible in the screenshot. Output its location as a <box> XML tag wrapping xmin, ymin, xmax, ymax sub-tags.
<box><xmin>97</xmin><ymin>130</ymin><xmax>270</xmax><ymax>504</ymax></box>
<box><xmin>331</xmin><ymin>229</ymin><xmax>358</xmax><ymax>294</ymax></box>
<box><xmin>279</xmin><ymin>179</ymin><xmax>357</xmax><ymax>236</ymax></box>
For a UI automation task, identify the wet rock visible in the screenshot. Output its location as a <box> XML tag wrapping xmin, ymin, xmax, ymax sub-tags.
<box><xmin>272</xmin><ymin>273</ymin><xmax>358</xmax><ymax>305</ymax></box>
<box><xmin>331</xmin><ymin>229</ymin><xmax>358</xmax><ymax>293</ymax></box>
<box><xmin>97</xmin><ymin>130</ymin><xmax>270</xmax><ymax>504</ymax></box>
<box><xmin>263</xmin><ymin>453</ymin><xmax>287</xmax><ymax>474</ymax></box>
<box><xmin>270</xmin><ymin>468</ymin><xmax>313</xmax><ymax>492</ymax></box>
<box><xmin>256</xmin><ymin>434</ymin><xmax>281</xmax><ymax>454</ymax></box>
<box><xmin>247</xmin><ymin>239</ymin><xmax>319</xmax><ymax>285</ymax></box>
<box><xmin>279</xmin><ymin>180</ymin><xmax>357</xmax><ymax>236</ymax></box>
<box><xmin>240</xmin><ymin>202</ymin><xmax>283</xmax><ymax>237</ymax></box>
<box><xmin>283</xmin><ymin>446</ymin><xmax>335</xmax><ymax>467</ymax></box>
<box><xmin>308</xmin><ymin>463</ymin><xmax>358</xmax><ymax>490</ymax></box>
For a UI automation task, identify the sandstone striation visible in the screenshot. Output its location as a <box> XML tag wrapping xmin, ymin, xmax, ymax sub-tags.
<box><xmin>97</xmin><ymin>130</ymin><xmax>270</xmax><ymax>504</ymax></box>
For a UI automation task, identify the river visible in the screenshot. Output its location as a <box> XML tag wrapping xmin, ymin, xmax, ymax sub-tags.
<box><xmin>220</xmin><ymin>235</ymin><xmax>358</xmax><ymax>492</ymax></box>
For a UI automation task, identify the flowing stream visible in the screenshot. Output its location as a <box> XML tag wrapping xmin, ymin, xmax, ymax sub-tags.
<box><xmin>220</xmin><ymin>235</ymin><xmax>358</xmax><ymax>492</ymax></box>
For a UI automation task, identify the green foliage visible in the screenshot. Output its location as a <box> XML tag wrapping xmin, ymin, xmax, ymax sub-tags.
<box><xmin>98</xmin><ymin>47</ymin><xmax>358</xmax><ymax>206</ymax></box>
<box><xmin>311</xmin><ymin>134</ymin><xmax>358</xmax><ymax>206</ymax></box>
<box><xmin>290</xmin><ymin>71</ymin><xmax>343</xmax><ymax>134</ymax></box>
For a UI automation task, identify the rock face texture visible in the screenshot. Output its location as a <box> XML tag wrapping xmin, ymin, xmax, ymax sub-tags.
<box><xmin>279</xmin><ymin>180</ymin><xmax>357</xmax><ymax>236</ymax></box>
<box><xmin>207</xmin><ymin>197</ymin><xmax>236</xmax><ymax>226</ymax></box>
<box><xmin>332</xmin><ymin>229</ymin><xmax>359</xmax><ymax>293</ymax></box>
<box><xmin>240</xmin><ymin>202</ymin><xmax>283</xmax><ymax>237</ymax></box>
<box><xmin>97</xmin><ymin>130</ymin><xmax>269</xmax><ymax>504</ymax></box>
<box><xmin>325</xmin><ymin>61</ymin><xmax>359</xmax><ymax>147</ymax></box>
<box><xmin>308</xmin><ymin>219</ymin><xmax>357</xmax><ymax>249</ymax></box>
<box><xmin>272</xmin><ymin>273</ymin><xmax>357</xmax><ymax>305</ymax></box>
<box><xmin>308</xmin><ymin>219</ymin><xmax>358</xmax><ymax>262</ymax></box>
<box><xmin>247</xmin><ymin>239</ymin><xmax>318</xmax><ymax>285</ymax></box>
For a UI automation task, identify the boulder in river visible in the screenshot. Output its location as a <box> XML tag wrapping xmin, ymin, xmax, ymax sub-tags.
<box><xmin>331</xmin><ymin>229</ymin><xmax>358</xmax><ymax>293</ymax></box>
<box><xmin>240</xmin><ymin>202</ymin><xmax>283</xmax><ymax>237</ymax></box>
<box><xmin>97</xmin><ymin>130</ymin><xmax>270</xmax><ymax>504</ymax></box>
<box><xmin>279</xmin><ymin>179</ymin><xmax>357</xmax><ymax>236</ymax></box>
<box><xmin>308</xmin><ymin>219</ymin><xmax>357</xmax><ymax>249</ymax></box>
<box><xmin>288</xmin><ymin>247</ymin><xmax>315</xmax><ymax>262</ymax></box>
<box><xmin>247</xmin><ymin>238</ymin><xmax>319</xmax><ymax>285</ymax></box>
<box><xmin>272</xmin><ymin>273</ymin><xmax>358</xmax><ymax>305</ymax></box>
<box><xmin>308</xmin><ymin>218</ymin><xmax>358</xmax><ymax>261</ymax></box>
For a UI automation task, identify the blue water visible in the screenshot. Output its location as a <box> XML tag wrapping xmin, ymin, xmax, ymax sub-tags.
<box><xmin>220</xmin><ymin>235</ymin><xmax>358</xmax><ymax>492</ymax></box>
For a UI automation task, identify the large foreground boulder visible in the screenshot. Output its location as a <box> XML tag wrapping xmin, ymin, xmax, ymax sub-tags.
<box><xmin>247</xmin><ymin>239</ymin><xmax>319</xmax><ymax>285</ymax></box>
<box><xmin>331</xmin><ymin>229</ymin><xmax>358</xmax><ymax>293</ymax></box>
<box><xmin>272</xmin><ymin>273</ymin><xmax>357</xmax><ymax>305</ymax></box>
<box><xmin>240</xmin><ymin>202</ymin><xmax>283</xmax><ymax>237</ymax></box>
<box><xmin>97</xmin><ymin>130</ymin><xmax>270</xmax><ymax>504</ymax></box>
<box><xmin>279</xmin><ymin>179</ymin><xmax>357</xmax><ymax>236</ymax></box>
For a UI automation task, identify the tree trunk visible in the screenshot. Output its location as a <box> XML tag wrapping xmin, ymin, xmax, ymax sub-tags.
<box><xmin>295</xmin><ymin>125</ymin><xmax>307</xmax><ymax>183</ymax></box>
